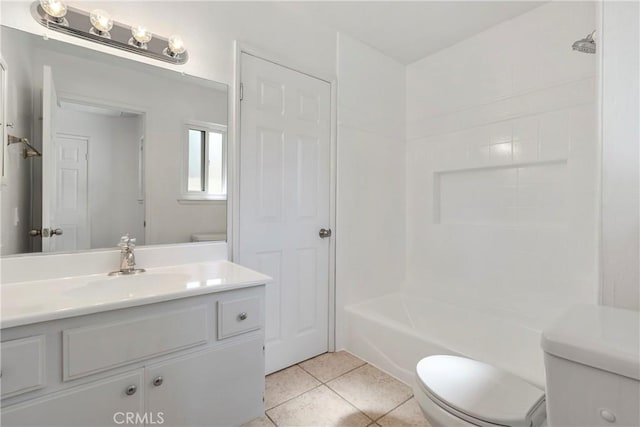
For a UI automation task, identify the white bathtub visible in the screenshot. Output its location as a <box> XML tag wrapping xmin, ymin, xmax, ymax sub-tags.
<box><xmin>345</xmin><ymin>293</ymin><xmax>546</xmax><ymax>389</ymax></box>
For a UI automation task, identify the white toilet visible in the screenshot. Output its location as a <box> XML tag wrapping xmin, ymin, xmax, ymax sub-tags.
<box><xmin>413</xmin><ymin>355</ymin><xmax>546</xmax><ymax>427</ymax></box>
<box><xmin>414</xmin><ymin>305</ymin><xmax>640</xmax><ymax>427</ymax></box>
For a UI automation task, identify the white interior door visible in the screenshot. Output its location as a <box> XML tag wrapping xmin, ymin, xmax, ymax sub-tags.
<box><xmin>239</xmin><ymin>53</ymin><xmax>332</xmax><ymax>373</ymax></box>
<box><xmin>41</xmin><ymin>65</ymin><xmax>59</xmax><ymax>252</ymax></box>
<box><xmin>52</xmin><ymin>134</ymin><xmax>89</xmax><ymax>251</ymax></box>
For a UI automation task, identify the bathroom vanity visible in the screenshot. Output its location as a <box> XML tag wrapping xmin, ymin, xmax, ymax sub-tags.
<box><xmin>0</xmin><ymin>261</ymin><xmax>269</xmax><ymax>426</ymax></box>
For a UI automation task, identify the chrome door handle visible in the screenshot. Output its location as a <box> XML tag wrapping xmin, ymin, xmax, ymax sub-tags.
<box><xmin>319</xmin><ymin>228</ymin><xmax>332</xmax><ymax>238</ymax></box>
<box><xmin>29</xmin><ymin>229</ymin><xmax>42</xmax><ymax>237</ymax></box>
<box><xmin>42</xmin><ymin>228</ymin><xmax>63</xmax><ymax>237</ymax></box>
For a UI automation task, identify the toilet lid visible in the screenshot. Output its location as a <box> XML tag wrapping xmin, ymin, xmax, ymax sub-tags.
<box><xmin>416</xmin><ymin>355</ymin><xmax>545</xmax><ymax>427</ymax></box>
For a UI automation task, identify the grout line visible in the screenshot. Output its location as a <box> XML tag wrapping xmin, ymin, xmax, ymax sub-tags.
<box><xmin>373</xmin><ymin>395</ymin><xmax>414</xmax><ymax>422</ymax></box>
<box><xmin>298</xmin><ymin>359</ymin><xmax>368</xmax><ymax>385</ymax></box>
<box><xmin>322</xmin><ymin>382</ymin><xmax>375</xmax><ymax>425</ymax></box>
<box><xmin>295</xmin><ymin>363</ymin><xmax>324</xmax><ymax>384</ymax></box>
<box><xmin>265</xmin><ymin>383</ymin><xmax>324</xmax><ymax>413</ymax></box>
<box><xmin>264</xmin><ymin>411</ymin><xmax>278</xmax><ymax>427</ymax></box>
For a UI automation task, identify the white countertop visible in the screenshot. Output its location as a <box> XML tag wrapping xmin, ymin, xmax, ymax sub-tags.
<box><xmin>1</xmin><ymin>261</ymin><xmax>271</xmax><ymax>329</ymax></box>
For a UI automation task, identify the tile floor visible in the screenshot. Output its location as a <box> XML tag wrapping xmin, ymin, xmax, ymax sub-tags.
<box><xmin>243</xmin><ymin>351</ymin><xmax>432</xmax><ymax>427</ymax></box>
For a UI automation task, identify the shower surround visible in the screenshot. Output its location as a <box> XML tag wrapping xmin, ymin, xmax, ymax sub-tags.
<box><xmin>345</xmin><ymin>1</ymin><xmax>599</xmax><ymax>387</ymax></box>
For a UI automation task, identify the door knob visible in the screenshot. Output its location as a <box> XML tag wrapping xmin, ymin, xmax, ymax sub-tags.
<box><xmin>125</xmin><ymin>384</ymin><xmax>137</xmax><ymax>396</ymax></box>
<box><xmin>42</xmin><ymin>228</ymin><xmax>63</xmax><ymax>237</ymax></box>
<box><xmin>319</xmin><ymin>228</ymin><xmax>332</xmax><ymax>238</ymax></box>
<box><xmin>153</xmin><ymin>376</ymin><xmax>164</xmax><ymax>387</ymax></box>
<box><xmin>29</xmin><ymin>229</ymin><xmax>42</xmax><ymax>237</ymax></box>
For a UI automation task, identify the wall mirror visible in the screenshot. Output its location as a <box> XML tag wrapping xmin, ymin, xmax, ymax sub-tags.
<box><xmin>0</xmin><ymin>26</ymin><xmax>228</xmax><ymax>256</ymax></box>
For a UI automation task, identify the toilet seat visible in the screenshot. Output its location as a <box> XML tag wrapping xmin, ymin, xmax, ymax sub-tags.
<box><xmin>416</xmin><ymin>355</ymin><xmax>546</xmax><ymax>427</ymax></box>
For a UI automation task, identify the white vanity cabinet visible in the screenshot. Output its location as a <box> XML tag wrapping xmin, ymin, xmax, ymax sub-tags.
<box><xmin>0</xmin><ymin>284</ymin><xmax>266</xmax><ymax>427</ymax></box>
<box><xmin>2</xmin><ymin>370</ymin><xmax>145</xmax><ymax>426</ymax></box>
<box><xmin>145</xmin><ymin>339</ymin><xmax>264</xmax><ymax>426</ymax></box>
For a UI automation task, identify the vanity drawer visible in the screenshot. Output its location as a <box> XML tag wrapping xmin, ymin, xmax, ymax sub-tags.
<box><xmin>63</xmin><ymin>305</ymin><xmax>209</xmax><ymax>380</ymax></box>
<box><xmin>218</xmin><ymin>297</ymin><xmax>261</xmax><ymax>339</ymax></box>
<box><xmin>1</xmin><ymin>335</ymin><xmax>46</xmax><ymax>398</ymax></box>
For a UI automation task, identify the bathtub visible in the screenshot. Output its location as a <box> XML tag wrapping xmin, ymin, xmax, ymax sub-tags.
<box><xmin>344</xmin><ymin>293</ymin><xmax>546</xmax><ymax>389</ymax></box>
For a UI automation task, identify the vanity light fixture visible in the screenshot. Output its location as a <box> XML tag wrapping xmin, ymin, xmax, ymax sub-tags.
<box><xmin>39</xmin><ymin>0</ymin><xmax>67</xmax><ymax>25</ymax></box>
<box><xmin>30</xmin><ymin>1</ymin><xmax>189</xmax><ymax>65</ymax></box>
<box><xmin>89</xmin><ymin>9</ymin><xmax>113</xmax><ymax>38</ymax></box>
<box><xmin>165</xmin><ymin>35</ymin><xmax>187</xmax><ymax>59</ymax></box>
<box><xmin>130</xmin><ymin>25</ymin><xmax>153</xmax><ymax>50</ymax></box>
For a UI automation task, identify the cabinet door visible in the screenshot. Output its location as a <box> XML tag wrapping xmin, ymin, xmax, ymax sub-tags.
<box><xmin>1</xmin><ymin>370</ymin><xmax>144</xmax><ymax>427</ymax></box>
<box><xmin>146</xmin><ymin>338</ymin><xmax>264</xmax><ymax>427</ymax></box>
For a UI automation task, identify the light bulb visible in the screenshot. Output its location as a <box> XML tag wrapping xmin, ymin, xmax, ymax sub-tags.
<box><xmin>89</xmin><ymin>9</ymin><xmax>113</xmax><ymax>35</ymax></box>
<box><xmin>131</xmin><ymin>26</ymin><xmax>152</xmax><ymax>44</ymax></box>
<box><xmin>167</xmin><ymin>35</ymin><xmax>186</xmax><ymax>56</ymax></box>
<box><xmin>40</xmin><ymin>0</ymin><xmax>67</xmax><ymax>19</ymax></box>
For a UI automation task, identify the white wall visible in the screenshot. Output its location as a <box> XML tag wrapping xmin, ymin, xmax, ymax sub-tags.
<box><xmin>405</xmin><ymin>2</ymin><xmax>599</xmax><ymax>329</ymax></box>
<box><xmin>1</xmin><ymin>1</ymin><xmax>337</xmax><ymax>86</ymax></box>
<box><xmin>0</xmin><ymin>31</ymin><xmax>34</xmax><ymax>255</ymax></box>
<box><xmin>600</xmin><ymin>0</ymin><xmax>640</xmax><ymax>310</ymax></box>
<box><xmin>336</xmin><ymin>33</ymin><xmax>406</xmax><ymax>348</ymax></box>
<box><xmin>55</xmin><ymin>108</ymin><xmax>144</xmax><ymax>249</ymax></box>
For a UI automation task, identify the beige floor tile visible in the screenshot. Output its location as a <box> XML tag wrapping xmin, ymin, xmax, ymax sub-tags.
<box><xmin>266</xmin><ymin>365</ymin><xmax>321</xmax><ymax>410</ymax></box>
<box><xmin>299</xmin><ymin>351</ymin><xmax>366</xmax><ymax>383</ymax></box>
<box><xmin>377</xmin><ymin>398</ymin><xmax>431</xmax><ymax>427</ymax></box>
<box><xmin>242</xmin><ymin>414</ymin><xmax>276</xmax><ymax>427</ymax></box>
<box><xmin>267</xmin><ymin>385</ymin><xmax>371</xmax><ymax>427</ymax></box>
<box><xmin>327</xmin><ymin>364</ymin><xmax>413</xmax><ymax>421</ymax></box>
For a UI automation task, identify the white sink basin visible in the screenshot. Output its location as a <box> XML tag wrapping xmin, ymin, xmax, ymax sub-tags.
<box><xmin>64</xmin><ymin>273</ymin><xmax>191</xmax><ymax>300</ymax></box>
<box><xmin>1</xmin><ymin>260</ymin><xmax>272</xmax><ymax>328</ymax></box>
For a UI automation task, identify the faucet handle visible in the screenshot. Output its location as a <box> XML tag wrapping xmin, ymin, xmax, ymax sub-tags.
<box><xmin>118</xmin><ymin>234</ymin><xmax>131</xmax><ymax>249</ymax></box>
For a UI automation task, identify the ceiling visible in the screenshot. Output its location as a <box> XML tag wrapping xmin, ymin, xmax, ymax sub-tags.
<box><xmin>282</xmin><ymin>1</ymin><xmax>545</xmax><ymax>64</ymax></box>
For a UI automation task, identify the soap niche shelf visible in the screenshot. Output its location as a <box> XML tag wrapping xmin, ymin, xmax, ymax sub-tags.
<box><xmin>433</xmin><ymin>159</ymin><xmax>569</xmax><ymax>226</ymax></box>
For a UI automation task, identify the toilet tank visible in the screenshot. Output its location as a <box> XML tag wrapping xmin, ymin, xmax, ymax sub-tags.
<box><xmin>541</xmin><ymin>305</ymin><xmax>640</xmax><ymax>427</ymax></box>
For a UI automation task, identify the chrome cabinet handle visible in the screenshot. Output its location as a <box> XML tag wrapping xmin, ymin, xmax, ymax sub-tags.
<box><xmin>125</xmin><ymin>384</ymin><xmax>137</xmax><ymax>396</ymax></box>
<box><xmin>319</xmin><ymin>228</ymin><xmax>332</xmax><ymax>238</ymax></box>
<box><xmin>153</xmin><ymin>376</ymin><xmax>163</xmax><ymax>387</ymax></box>
<box><xmin>238</xmin><ymin>312</ymin><xmax>248</xmax><ymax>321</ymax></box>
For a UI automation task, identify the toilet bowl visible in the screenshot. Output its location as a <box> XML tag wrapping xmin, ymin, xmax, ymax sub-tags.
<box><xmin>414</xmin><ymin>355</ymin><xmax>546</xmax><ymax>427</ymax></box>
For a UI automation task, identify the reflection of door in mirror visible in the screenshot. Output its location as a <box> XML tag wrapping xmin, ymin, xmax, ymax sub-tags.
<box><xmin>41</xmin><ymin>67</ymin><xmax>146</xmax><ymax>252</ymax></box>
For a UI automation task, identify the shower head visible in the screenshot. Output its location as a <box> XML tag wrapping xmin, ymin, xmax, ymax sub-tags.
<box><xmin>572</xmin><ymin>31</ymin><xmax>596</xmax><ymax>54</ymax></box>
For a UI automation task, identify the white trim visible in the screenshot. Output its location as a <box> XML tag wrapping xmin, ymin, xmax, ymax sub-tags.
<box><xmin>232</xmin><ymin>41</ymin><xmax>338</xmax><ymax>353</ymax></box>
<box><xmin>177</xmin><ymin>199</ymin><xmax>226</xmax><ymax>205</ymax></box>
<box><xmin>56</xmin><ymin>91</ymin><xmax>147</xmax><ymax>116</ymax></box>
<box><xmin>0</xmin><ymin>55</ymin><xmax>8</xmax><ymax>186</ymax></box>
<box><xmin>596</xmin><ymin>0</ymin><xmax>604</xmax><ymax>305</ymax></box>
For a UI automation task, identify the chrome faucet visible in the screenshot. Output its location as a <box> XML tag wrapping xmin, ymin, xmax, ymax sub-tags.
<box><xmin>109</xmin><ymin>235</ymin><xmax>146</xmax><ymax>276</ymax></box>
